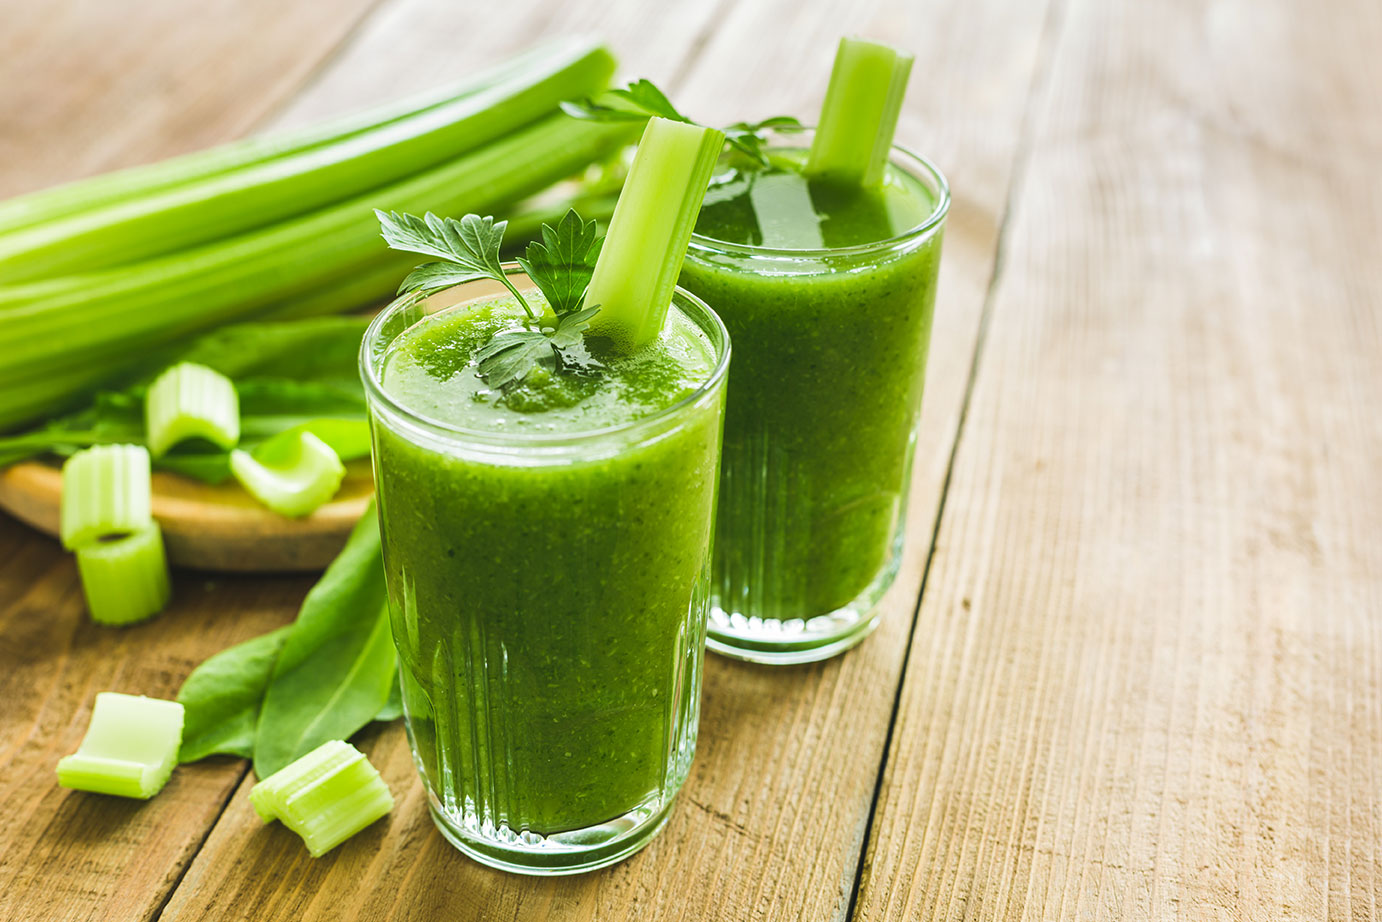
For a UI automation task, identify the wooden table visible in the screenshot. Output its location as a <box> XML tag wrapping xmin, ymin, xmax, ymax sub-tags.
<box><xmin>2</xmin><ymin>0</ymin><xmax>1379</xmax><ymax>918</ymax></box>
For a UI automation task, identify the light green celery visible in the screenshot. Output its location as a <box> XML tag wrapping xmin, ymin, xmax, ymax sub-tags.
<box><xmin>585</xmin><ymin>117</ymin><xmax>724</xmax><ymax>350</ymax></box>
<box><xmin>0</xmin><ymin>42</ymin><xmax>616</xmax><ymax>282</ymax></box>
<box><xmin>75</xmin><ymin>524</ymin><xmax>171</xmax><ymax>626</ymax></box>
<box><xmin>230</xmin><ymin>431</ymin><xmax>345</xmax><ymax>517</ymax></box>
<box><xmin>805</xmin><ymin>37</ymin><xmax>914</xmax><ymax>187</ymax></box>
<box><xmin>144</xmin><ymin>363</ymin><xmax>240</xmax><ymax>458</ymax></box>
<box><xmin>250</xmin><ymin>739</ymin><xmax>393</xmax><ymax>857</ymax></box>
<box><xmin>56</xmin><ymin>692</ymin><xmax>184</xmax><ymax>798</ymax></box>
<box><xmin>60</xmin><ymin>444</ymin><xmax>152</xmax><ymax>549</ymax></box>
<box><xmin>0</xmin><ymin>115</ymin><xmax>636</xmax><ymax>432</ymax></box>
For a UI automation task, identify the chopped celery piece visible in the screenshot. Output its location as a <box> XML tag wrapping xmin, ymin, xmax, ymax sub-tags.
<box><xmin>60</xmin><ymin>444</ymin><xmax>152</xmax><ymax>550</ymax></box>
<box><xmin>145</xmin><ymin>362</ymin><xmax>240</xmax><ymax>458</ymax></box>
<box><xmin>56</xmin><ymin>692</ymin><xmax>184</xmax><ymax>799</ymax></box>
<box><xmin>805</xmin><ymin>37</ymin><xmax>914</xmax><ymax>188</ymax></box>
<box><xmin>250</xmin><ymin>739</ymin><xmax>393</xmax><ymax>857</ymax></box>
<box><xmin>584</xmin><ymin>117</ymin><xmax>725</xmax><ymax>351</ymax></box>
<box><xmin>229</xmin><ymin>431</ymin><xmax>345</xmax><ymax>518</ymax></box>
<box><xmin>76</xmin><ymin>524</ymin><xmax>171</xmax><ymax>626</ymax></box>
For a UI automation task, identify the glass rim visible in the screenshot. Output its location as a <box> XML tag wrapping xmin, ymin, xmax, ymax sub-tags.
<box><xmin>359</xmin><ymin>266</ymin><xmax>732</xmax><ymax>450</ymax></box>
<box><xmin>686</xmin><ymin>126</ymin><xmax>950</xmax><ymax>260</ymax></box>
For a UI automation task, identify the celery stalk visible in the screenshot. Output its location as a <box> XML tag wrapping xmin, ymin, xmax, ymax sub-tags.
<box><xmin>0</xmin><ymin>114</ymin><xmax>636</xmax><ymax>431</ymax></box>
<box><xmin>230</xmin><ymin>431</ymin><xmax>345</xmax><ymax>518</ymax></box>
<box><xmin>145</xmin><ymin>363</ymin><xmax>240</xmax><ymax>458</ymax></box>
<box><xmin>76</xmin><ymin>524</ymin><xmax>172</xmax><ymax>626</ymax></box>
<box><xmin>56</xmin><ymin>692</ymin><xmax>184</xmax><ymax>798</ymax></box>
<box><xmin>60</xmin><ymin>444</ymin><xmax>152</xmax><ymax>549</ymax></box>
<box><xmin>584</xmin><ymin>117</ymin><xmax>724</xmax><ymax>350</ymax></box>
<box><xmin>0</xmin><ymin>38</ymin><xmax>599</xmax><ymax>238</ymax></box>
<box><xmin>805</xmin><ymin>37</ymin><xmax>914</xmax><ymax>188</ymax></box>
<box><xmin>0</xmin><ymin>41</ymin><xmax>616</xmax><ymax>282</ymax></box>
<box><xmin>250</xmin><ymin>739</ymin><xmax>393</xmax><ymax>857</ymax></box>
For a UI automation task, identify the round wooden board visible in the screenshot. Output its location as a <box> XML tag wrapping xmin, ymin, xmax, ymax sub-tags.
<box><xmin>0</xmin><ymin>458</ymin><xmax>373</xmax><ymax>572</ymax></box>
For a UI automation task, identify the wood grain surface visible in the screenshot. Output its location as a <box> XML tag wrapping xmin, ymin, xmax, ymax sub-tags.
<box><xmin>2</xmin><ymin>0</ymin><xmax>1379</xmax><ymax>919</ymax></box>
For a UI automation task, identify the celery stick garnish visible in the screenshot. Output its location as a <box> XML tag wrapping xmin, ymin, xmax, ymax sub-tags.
<box><xmin>583</xmin><ymin>117</ymin><xmax>725</xmax><ymax>351</ymax></box>
<box><xmin>145</xmin><ymin>362</ymin><xmax>240</xmax><ymax>459</ymax></box>
<box><xmin>229</xmin><ymin>430</ymin><xmax>346</xmax><ymax>518</ymax></box>
<box><xmin>57</xmin><ymin>692</ymin><xmax>184</xmax><ymax>799</ymax></box>
<box><xmin>76</xmin><ymin>524</ymin><xmax>172</xmax><ymax>626</ymax></box>
<box><xmin>60</xmin><ymin>444</ymin><xmax>153</xmax><ymax>550</ymax></box>
<box><xmin>805</xmin><ymin>37</ymin><xmax>914</xmax><ymax>188</ymax></box>
<box><xmin>250</xmin><ymin>739</ymin><xmax>394</xmax><ymax>857</ymax></box>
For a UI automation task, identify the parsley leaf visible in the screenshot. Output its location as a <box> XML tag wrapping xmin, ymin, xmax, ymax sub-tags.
<box><xmin>516</xmin><ymin>209</ymin><xmax>604</xmax><ymax>317</ymax></box>
<box><xmin>475</xmin><ymin>329</ymin><xmax>552</xmax><ymax>389</ymax></box>
<box><xmin>375</xmin><ymin>209</ymin><xmax>537</xmax><ymax>319</ymax></box>
<box><xmin>562</xmin><ymin>80</ymin><xmax>801</xmax><ymax>167</ymax></box>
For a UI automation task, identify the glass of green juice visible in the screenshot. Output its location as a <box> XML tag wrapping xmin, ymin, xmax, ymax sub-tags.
<box><xmin>678</xmin><ymin>126</ymin><xmax>948</xmax><ymax>665</ymax></box>
<box><xmin>360</xmin><ymin>268</ymin><xmax>729</xmax><ymax>875</ymax></box>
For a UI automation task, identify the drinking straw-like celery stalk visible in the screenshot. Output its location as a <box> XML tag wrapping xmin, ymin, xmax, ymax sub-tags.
<box><xmin>805</xmin><ymin>37</ymin><xmax>914</xmax><ymax>187</ymax></box>
<box><xmin>250</xmin><ymin>739</ymin><xmax>393</xmax><ymax>857</ymax></box>
<box><xmin>60</xmin><ymin>444</ymin><xmax>152</xmax><ymax>549</ymax></box>
<box><xmin>76</xmin><ymin>524</ymin><xmax>171</xmax><ymax>626</ymax></box>
<box><xmin>0</xmin><ymin>114</ymin><xmax>636</xmax><ymax>431</ymax></box>
<box><xmin>0</xmin><ymin>40</ymin><xmax>616</xmax><ymax>281</ymax></box>
<box><xmin>144</xmin><ymin>363</ymin><xmax>240</xmax><ymax>459</ymax></box>
<box><xmin>584</xmin><ymin>117</ymin><xmax>724</xmax><ymax>350</ymax></box>
<box><xmin>56</xmin><ymin>692</ymin><xmax>184</xmax><ymax>798</ymax></box>
<box><xmin>0</xmin><ymin>40</ymin><xmax>568</xmax><ymax>237</ymax></box>
<box><xmin>230</xmin><ymin>431</ymin><xmax>345</xmax><ymax>517</ymax></box>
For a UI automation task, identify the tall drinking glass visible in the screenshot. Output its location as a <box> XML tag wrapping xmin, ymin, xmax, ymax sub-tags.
<box><xmin>360</xmin><ymin>271</ymin><xmax>729</xmax><ymax>874</ymax></box>
<box><xmin>679</xmin><ymin>129</ymin><xmax>948</xmax><ymax>664</ymax></box>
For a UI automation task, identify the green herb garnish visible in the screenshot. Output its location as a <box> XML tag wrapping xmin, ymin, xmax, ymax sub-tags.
<box><xmin>561</xmin><ymin>78</ymin><xmax>802</xmax><ymax>167</ymax></box>
<box><xmin>376</xmin><ymin>207</ymin><xmax>606</xmax><ymax>389</ymax></box>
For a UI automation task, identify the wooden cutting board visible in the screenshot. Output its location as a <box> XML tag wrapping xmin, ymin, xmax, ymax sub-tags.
<box><xmin>0</xmin><ymin>457</ymin><xmax>373</xmax><ymax>572</ymax></box>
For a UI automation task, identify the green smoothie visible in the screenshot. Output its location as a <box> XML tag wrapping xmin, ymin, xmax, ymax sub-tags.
<box><xmin>366</xmin><ymin>288</ymin><xmax>726</xmax><ymax>843</ymax></box>
<box><xmin>679</xmin><ymin>146</ymin><xmax>946</xmax><ymax>655</ymax></box>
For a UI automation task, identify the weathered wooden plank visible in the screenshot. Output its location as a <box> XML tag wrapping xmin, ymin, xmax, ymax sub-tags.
<box><xmin>854</xmin><ymin>0</ymin><xmax>1382</xmax><ymax>918</ymax></box>
<box><xmin>157</xmin><ymin>0</ymin><xmax>1055</xmax><ymax>918</ymax></box>
<box><xmin>0</xmin><ymin>0</ymin><xmax>382</xmax><ymax>199</ymax></box>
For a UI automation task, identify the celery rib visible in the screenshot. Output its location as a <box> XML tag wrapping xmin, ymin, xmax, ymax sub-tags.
<box><xmin>76</xmin><ymin>524</ymin><xmax>172</xmax><ymax>626</ymax></box>
<box><xmin>0</xmin><ymin>37</ymin><xmax>600</xmax><ymax>239</ymax></box>
<box><xmin>230</xmin><ymin>431</ymin><xmax>346</xmax><ymax>518</ymax></box>
<box><xmin>60</xmin><ymin>444</ymin><xmax>152</xmax><ymax>549</ymax></box>
<box><xmin>584</xmin><ymin>117</ymin><xmax>725</xmax><ymax>350</ymax></box>
<box><xmin>805</xmin><ymin>37</ymin><xmax>914</xmax><ymax>188</ymax></box>
<box><xmin>0</xmin><ymin>115</ymin><xmax>636</xmax><ymax>431</ymax></box>
<box><xmin>145</xmin><ymin>363</ymin><xmax>240</xmax><ymax>458</ymax></box>
<box><xmin>250</xmin><ymin>739</ymin><xmax>393</xmax><ymax>857</ymax></box>
<box><xmin>56</xmin><ymin>693</ymin><xmax>184</xmax><ymax>799</ymax></box>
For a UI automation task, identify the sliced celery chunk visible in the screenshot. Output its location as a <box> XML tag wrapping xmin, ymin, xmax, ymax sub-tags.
<box><xmin>145</xmin><ymin>362</ymin><xmax>240</xmax><ymax>458</ymax></box>
<box><xmin>75</xmin><ymin>524</ymin><xmax>172</xmax><ymax>626</ymax></box>
<box><xmin>805</xmin><ymin>37</ymin><xmax>914</xmax><ymax>188</ymax></box>
<box><xmin>584</xmin><ymin>117</ymin><xmax>724</xmax><ymax>351</ymax></box>
<box><xmin>56</xmin><ymin>692</ymin><xmax>184</xmax><ymax>799</ymax></box>
<box><xmin>60</xmin><ymin>444</ymin><xmax>152</xmax><ymax>550</ymax></box>
<box><xmin>229</xmin><ymin>431</ymin><xmax>346</xmax><ymax>518</ymax></box>
<box><xmin>250</xmin><ymin>739</ymin><xmax>394</xmax><ymax>857</ymax></box>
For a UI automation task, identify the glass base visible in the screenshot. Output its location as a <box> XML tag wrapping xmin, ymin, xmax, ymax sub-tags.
<box><xmin>426</xmin><ymin>789</ymin><xmax>676</xmax><ymax>876</ymax></box>
<box><xmin>706</xmin><ymin>551</ymin><xmax>899</xmax><ymax>665</ymax></box>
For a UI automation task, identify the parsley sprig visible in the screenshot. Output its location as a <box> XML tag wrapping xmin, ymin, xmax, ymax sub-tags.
<box><xmin>560</xmin><ymin>78</ymin><xmax>802</xmax><ymax>167</ymax></box>
<box><xmin>375</xmin><ymin>207</ymin><xmax>605</xmax><ymax>388</ymax></box>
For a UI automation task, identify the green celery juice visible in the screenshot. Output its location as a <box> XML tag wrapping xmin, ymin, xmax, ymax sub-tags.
<box><xmin>680</xmin><ymin>143</ymin><xmax>947</xmax><ymax>662</ymax></box>
<box><xmin>364</xmin><ymin>283</ymin><xmax>727</xmax><ymax>868</ymax></box>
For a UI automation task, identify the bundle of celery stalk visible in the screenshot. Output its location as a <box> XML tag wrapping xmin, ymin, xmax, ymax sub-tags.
<box><xmin>0</xmin><ymin>38</ymin><xmax>632</xmax><ymax>432</ymax></box>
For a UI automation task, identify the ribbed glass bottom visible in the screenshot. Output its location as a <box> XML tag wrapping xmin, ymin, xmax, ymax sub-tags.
<box><xmin>707</xmin><ymin>531</ymin><xmax>902</xmax><ymax>665</ymax></box>
<box><xmin>426</xmin><ymin>786</ymin><xmax>679</xmax><ymax>875</ymax></box>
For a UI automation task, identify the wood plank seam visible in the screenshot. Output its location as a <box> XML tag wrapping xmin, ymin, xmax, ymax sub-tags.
<box><xmin>843</xmin><ymin>0</ymin><xmax>1073</xmax><ymax>915</ymax></box>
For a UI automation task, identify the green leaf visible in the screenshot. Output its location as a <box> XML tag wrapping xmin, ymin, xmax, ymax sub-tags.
<box><xmin>397</xmin><ymin>261</ymin><xmax>488</xmax><ymax>296</ymax></box>
<box><xmin>475</xmin><ymin>329</ymin><xmax>552</xmax><ymax>389</ymax></box>
<box><xmin>515</xmin><ymin>208</ymin><xmax>603</xmax><ymax>316</ymax></box>
<box><xmin>561</xmin><ymin>79</ymin><xmax>693</xmax><ymax>125</ymax></box>
<box><xmin>253</xmin><ymin>504</ymin><xmax>396</xmax><ymax>778</ymax></box>
<box><xmin>724</xmin><ymin>115</ymin><xmax>805</xmax><ymax>166</ymax></box>
<box><xmin>177</xmin><ymin>626</ymin><xmax>290</xmax><ymax>762</ymax></box>
<box><xmin>375</xmin><ymin>676</ymin><xmax>403</xmax><ymax>722</ymax></box>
